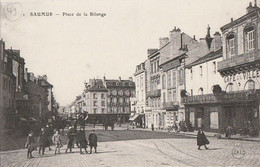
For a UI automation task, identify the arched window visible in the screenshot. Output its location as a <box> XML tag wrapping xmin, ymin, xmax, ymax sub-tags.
<box><xmin>244</xmin><ymin>26</ymin><xmax>255</xmax><ymax>53</ymax></box>
<box><xmin>198</xmin><ymin>87</ymin><xmax>203</xmax><ymax>95</ymax></box>
<box><xmin>226</xmin><ymin>33</ymin><xmax>236</xmax><ymax>58</ymax></box>
<box><xmin>226</xmin><ymin>83</ymin><xmax>234</xmax><ymax>93</ymax></box>
<box><xmin>244</xmin><ymin>79</ymin><xmax>255</xmax><ymax>90</ymax></box>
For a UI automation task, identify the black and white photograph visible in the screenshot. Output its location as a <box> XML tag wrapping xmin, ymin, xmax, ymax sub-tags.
<box><xmin>0</xmin><ymin>0</ymin><xmax>260</xmax><ymax>166</ymax></box>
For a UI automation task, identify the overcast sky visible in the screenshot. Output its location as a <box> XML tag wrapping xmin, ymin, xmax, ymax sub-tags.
<box><xmin>1</xmin><ymin>0</ymin><xmax>256</xmax><ymax>106</ymax></box>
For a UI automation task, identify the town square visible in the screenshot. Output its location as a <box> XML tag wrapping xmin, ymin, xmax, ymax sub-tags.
<box><xmin>1</xmin><ymin>0</ymin><xmax>260</xmax><ymax>166</ymax></box>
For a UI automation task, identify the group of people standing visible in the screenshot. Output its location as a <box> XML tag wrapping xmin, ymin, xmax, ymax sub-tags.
<box><xmin>25</xmin><ymin>124</ymin><xmax>98</xmax><ymax>159</ymax></box>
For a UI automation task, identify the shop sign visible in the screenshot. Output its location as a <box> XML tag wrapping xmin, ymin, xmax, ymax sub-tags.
<box><xmin>182</xmin><ymin>90</ymin><xmax>259</xmax><ymax>104</ymax></box>
<box><xmin>224</xmin><ymin>70</ymin><xmax>260</xmax><ymax>83</ymax></box>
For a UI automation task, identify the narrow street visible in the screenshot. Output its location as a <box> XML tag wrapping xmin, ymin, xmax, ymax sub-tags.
<box><xmin>1</xmin><ymin>130</ymin><xmax>259</xmax><ymax>167</ymax></box>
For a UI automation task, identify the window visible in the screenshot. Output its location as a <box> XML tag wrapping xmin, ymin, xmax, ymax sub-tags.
<box><xmin>102</xmin><ymin>108</ymin><xmax>105</xmax><ymax>113</ymax></box>
<box><xmin>246</xmin><ymin>29</ymin><xmax>255</xmax><ymax>51</ymax></box>
<box><xmin>245</xmin><ymin>80</ymin><xmax>255</xmax><ymax>90</ymax></box>
<box><xmin>200</xmin><ymin>66</ymin><xmax>203</xmax><ymax>76</ymax></box>
<box><xmin>151</xmin><ymin>62</ymin><xmax>154</xmax><ymax>74</ymax></box>
<box><xmin>94</xmin><ymin>108</ymin><xmax>97</xmax><ymax>114</ymax></box>
<box><xmin>172</xmin><ymin>71</ymin><xmax>176</xmax><ymax>88</ymax></box>
<box><xmin>162</xmin><ymin>75</ymin><xmax>166</xmax><ymax>89</ymax></box>
<box><xmin>101</xmin><ymin>93</ymin><xmax>105</xmax><ymax>99</ymax></box>
<box><xmin>93</xmin><ymin>93</ymin><xmax>97</xmax><ymax>99</ymax></box>
<box><xmin>157</xmin><ymin>60</ymin><xmax>159</xmax><ymax>72</ymax></box>
<box><xmin>227</xmin><ymin>33</ymin><xmax>235</xmax><ymax>57</ymax></box>
<box><xmin>173</xmin><ymin>89</ymin><xmax>177</xmax><ymax>102</ymax></box>
<box><xmin>190</xmin><ymin>68</ymin><xmax>193</xmax><ymax>80</ymax></box>
<box><xmin>93</xmin><ymin>100</ymin><xmax>98</xmax><ymax>107</ymax></box>
<box><xmin>154</xmin><ymin>62</ymin><xmax>157</xmax><ymax>73</ymax></box>
<box><xmin>212</xmin><ymin>62</ymin><xmax>216</xmax><ymax>73</ymax></box>
<box><xmin>101</xmin><ymin>101</ymin><xmax>105</xmax><ymax>107</ymax></box>
<box><xmin>226</xmin><ymin>83</ymin><xmax>233</xmax><ymax>93</ymax></box>
<box><xmin>198</xmin><ymin>87</ymin><xmax>203</xmax><ymax>95</ymax></box>
<box><xmin>140</xmin><ymin>76</ymin><xmax>143</xmax><ymax>87</ymax></box>
<box><xmin>178</xmin><ymin>69</ymin><xmax>184</xmax><ymax>85</ymax></box>
<box><xmin>167</xmin><ymin>71</ymin><xmax>172</xmax><ymax>88</ymax></box>
<box><xmin>163</xmin><ymin>93</ymin><xmax>166</xmax><ymax>103</ymax></box>
<box><xmin>136</xmin><ymin>79</ymin><xmax>139</xmax><ymax>87</ymax></box>
<box><xmin>168</xmin><ymin>90</ymin><xmax>172</xmax><ymax>102</ymax></box>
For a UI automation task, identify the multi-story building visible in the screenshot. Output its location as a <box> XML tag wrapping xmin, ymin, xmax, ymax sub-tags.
<box><xmin>84</xmin><ymin>79</ymin><xmax>108</xmax><ymax>124</ymax></box>
<box><xmin>129</xmin><ymin>61</ymin><xmax>147</xmax><ymax>127</ymax></box>
<box><xmin>145</xmin><ymin>27</ymin><xmax>212</xmax><ymax>130</ymax></box>
<box><xmin>183</xmin><ymin>37</ymin><xmax>224</xmax><ymax>131</ymax></box>
<box><xmin>182</xmin><ymin>2</ymin><xmax>260</xmax><ymax>136</ymax></box>
<box><xmin>104</xmin><ymin>77</ymin><xmax>135</xmax><ymax>124</ymax></box>
<box><xmin>0</xmin><ymin>40</ymin><xmax>16</xmax><ymax>128</ymax></box>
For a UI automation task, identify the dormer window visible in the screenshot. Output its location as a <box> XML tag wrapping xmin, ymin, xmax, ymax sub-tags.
<box><xmin>244</xmin><ymin>26</ymin><xmax>255</xmax><ymax>52</ymax></box>
<box><xmin>227</xmin><ymin>33</ymin><xmax>236</xmax><ymax>57</ymax></box>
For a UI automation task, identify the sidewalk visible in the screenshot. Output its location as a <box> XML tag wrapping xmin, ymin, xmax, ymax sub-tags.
<box><xmin>123</xmin><ymin>125</ymin><xmax>260</xmax><ymax>142</ymax></box>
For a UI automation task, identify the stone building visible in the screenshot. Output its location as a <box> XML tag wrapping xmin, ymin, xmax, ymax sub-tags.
<box><xmin>129</xmin><ymin>61</ymin><xmax>148</xmax><ymax>127</ymax></box>
<box><xmin>0</xmin><ymin>40</ymin><xmax>16</xmax><ymax>128</ymax></box>
<box><xmin>84</xmin><ymin>79</ymin><xmax>108</xmax><ymax>124</ymax></box>
<box><xmin>104</xmin><ymin>77</ymin><xmax>135</xmax><ymax>124</ymax></box>
<box><xmin>182</xmin><ymin>2</ymin><xmax>260</xmax><ymax>136</ymax></box>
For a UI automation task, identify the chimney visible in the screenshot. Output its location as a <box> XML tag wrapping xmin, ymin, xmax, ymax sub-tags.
<box><xmin>147</xmin><ymin>48</ymin><xmax>158</xmax><ymax>56</ymax></box>
<box><xmin>129</xmin><ymin>77</ymin><xmax>133</xmax><ymax>81</ymax></box>
<box><xmin>213</xmin><ymin>32</ymin><xmax>222</xmax><ymax>51</ymax></box>
<box><xmin>42</xmin><ymin>74</ymin><xmax>47</xmax><ymax>81</ymax></box>
<box><xmin>119</xmin><ymin>76</ymin><xmax>121</xmax><ymax>82</ymax></box>
<box><xmin>247</xmin><ymin>2</ymin><xmax>255</xmax><ymax>13</ymax></box>
<box><xmin>193</xmin><ymin>35</ymin><xmax>196</xmax><ymax>40</ymax></box>
<box><xmin>169</xmin><ymin>26</ymin><xmax>181</xmax><ymax>42</ymax></box>
<box><xmin>24</xmin><ymin>68</ymin><xmax>28</xmax><ymax>81</ymax></box>
<box><xmin>231</xmin><ymin>18</ymin><xmax>233</xmax><ymax>22</ymax></box>
<box><xmin>159</xmin><ymin>37</ymin><xmax>169</xmax><ymax>48</ymax></box>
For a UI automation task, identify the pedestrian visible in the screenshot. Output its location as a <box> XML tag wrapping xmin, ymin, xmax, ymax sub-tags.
<box><xmin>88</xmin><ymin>130</ymin><xmax>97</xmax><ymax>153</ymax></box>
<box><xmin>78</xmin><ymin>127</ymin><xmax>88</xmax><ymax>154</ymax></box>
<box><xmin>25</xmin><ymin>131</ymin><xmax>36</xmax><ymax>159</ymax></box>
<box><xmin>45</xmin><ymin>125</ymin><xmax>53</xmax><ymax>151</ymax></box>
<box><xmin>65</xmin><ymin>126</ymin><xmax>74</xmax><ymax>153</ymax></box>
<box><xmin>52</xmin><ymin>130</ymin><xmax>62</xmax><ymax>155</ymax></box>
<box><xmin>225</xmin><ymin>126</ymin><xmax>232</xmax><ymax>139</ymax></box>
<box><xmin>38</xmin><ymin>128</ymin><xmax>48</xmax><ymax>156</ymax></box>
<box><xmin>197</xmin><ymin>128</ymin><xmax>209</xmax><ymax>150</ymax></box>
<box><xmin>151</xmin><ymin>123</ymin><xmax>154</xmax><ymax>131</ymax></box>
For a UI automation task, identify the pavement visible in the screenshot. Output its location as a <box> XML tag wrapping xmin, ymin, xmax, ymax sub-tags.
<box><xmin>0</xmin><ymin>137</ymin><xmax>259</xmax><ymax>167</ymax></box>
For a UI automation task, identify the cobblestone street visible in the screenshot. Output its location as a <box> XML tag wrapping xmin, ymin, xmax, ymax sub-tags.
<box><xmin>1</xmin><ymin>136</ymin><xmax>259</xmax><ymax>167</ymax></box>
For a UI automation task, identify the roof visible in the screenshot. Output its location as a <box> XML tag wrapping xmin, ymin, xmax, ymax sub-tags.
<box><xmin>86</xmin><ymin>85</ymin><xmax>108</xmax><ymax>92</ymax></box>
<box><xmin>185</xmin><ymin>48</ymin><xmax>222</xmax><ymax>68</ymax></box>
<box><xmin>105</xmin><ymin>79</ymin><xmax>135</xmax><ymax>88</ymax></box>
<box><xmin>38</xmin><ymin>78</ymin><xmax>53</xmax><ymax>88</ymax></box>
<box><xmin>221</xmin><ymin>7</ymin><xmax>260</xmax><ymax>32</ymax></box>
<box><xmin>148</xmin><ymin>42</ymin><xmax>170</xmax><ymax>59</ymax></box>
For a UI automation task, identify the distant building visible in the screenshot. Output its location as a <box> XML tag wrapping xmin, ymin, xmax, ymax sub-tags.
<box><xmin>103</xmin><ymin>77</ymin><xmax>135</xmax><ymax>124</ymax></box>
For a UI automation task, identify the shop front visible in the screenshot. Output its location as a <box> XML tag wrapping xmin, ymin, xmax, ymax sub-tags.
<box><xmin>182</xmin><ymin>90</ymin><xmax>260</xmax><ymax>136</ymax></box>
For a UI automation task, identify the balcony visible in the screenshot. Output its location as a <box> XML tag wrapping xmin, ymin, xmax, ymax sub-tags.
<box><xmin>218</xmin><ymin>50</ymin><xmax>260</xmax><ymax>72</ymax></box>
<box><xmin>147</xmin><ymin>90</ymin><xmax>161</xmax><ymax>98</ymax></box>
<box><xmin>162</xmin><ymin>102</ymin><xmax>179</xmax><ymax>111</ymax></box>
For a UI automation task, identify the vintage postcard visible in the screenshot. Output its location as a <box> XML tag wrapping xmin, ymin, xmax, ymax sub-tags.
<box><xmin>0</xmin><ymin>0</ymin><xmax>260</xmax><ymax>166</ymax></box>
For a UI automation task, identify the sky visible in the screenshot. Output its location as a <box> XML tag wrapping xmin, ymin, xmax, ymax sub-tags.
<box><xmin>0</xmin><ymin>0</ymin><xmax>256</xmax><ymax>106</ymax></box>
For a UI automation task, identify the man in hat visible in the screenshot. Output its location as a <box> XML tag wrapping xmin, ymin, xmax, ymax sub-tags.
<box><xmin>25</xmin><ymin>131</ymin><xmax>35</xmax><ymax>159</ymax></box>
<box><xmin>65</xmin><ymin>126</ymin><xmax>74</xmax><ymax>153</ymax></box>
<box><xmin>88</xmin><ymin>130</ymin><xmax>98</xmax><ymax>153</ymax></box>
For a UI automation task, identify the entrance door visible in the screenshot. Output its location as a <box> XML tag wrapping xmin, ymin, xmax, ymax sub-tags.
<box><xmin>197</xmin><ymin>107</ymin><xmax>204</xmax><ymax>128</ymax></box>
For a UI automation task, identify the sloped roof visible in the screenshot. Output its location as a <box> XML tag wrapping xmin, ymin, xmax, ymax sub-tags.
<box><xmin>185</xmin><ymin>48</ymin><xmax>222</xmax><ymax>68</ymax></box>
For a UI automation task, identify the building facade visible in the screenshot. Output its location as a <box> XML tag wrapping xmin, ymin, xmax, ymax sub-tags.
<box><xmin>182</xmin><ymin>2</ymin><xmax>260</xmax><ymax>136</ymax></box>
<box><xmin>0</xmin><ymin>40</ymin><xmax>16</xmax><ymax>128</ymax></box>
<box><xmin>129</xmin><ymin>62</ymin><xmax>147</xmax><ymax>127</ymax></box>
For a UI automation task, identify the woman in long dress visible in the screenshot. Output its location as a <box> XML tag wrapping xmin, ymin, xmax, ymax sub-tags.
<box><xmin>197</xmin><ymin>128</ymin><xmax>209</xmax><ymax>150</ymax></box>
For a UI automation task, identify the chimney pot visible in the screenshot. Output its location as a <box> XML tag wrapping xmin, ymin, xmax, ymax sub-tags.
<box><xmin>231</xmin><ymin>18</ymin><xmax>233</xmax><ymax>22</ymax></box>
<box><xmin>193</xmin><ymin>35</ymin><xmax>196</xmax><ymax>40</ymax></box>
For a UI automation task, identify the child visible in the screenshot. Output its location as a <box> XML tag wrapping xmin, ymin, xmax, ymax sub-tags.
<box><xmin>52</xmin><ymin>130</ymin><xmax>62</xmax><ymax>154</ymax></box>
<box><xmin>88</xmin><ymin>130</ymin><xmax>97</xmax><ymax>153</ymax></box>
<box><xmin>25</xmin><ymin>131</ymin><xmax>35</xmax><ymax>159</ymax></box>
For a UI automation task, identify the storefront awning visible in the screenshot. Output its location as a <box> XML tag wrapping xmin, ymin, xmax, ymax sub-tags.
<box><xmin>129</xmin><ymin>114</ymin><xmax>140</xmax><ymax>121</ymax></box>
<box><xmin>19</xmin><ymin>117</ymin><xmax>27</xmax><ymax>121</ymax></box>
